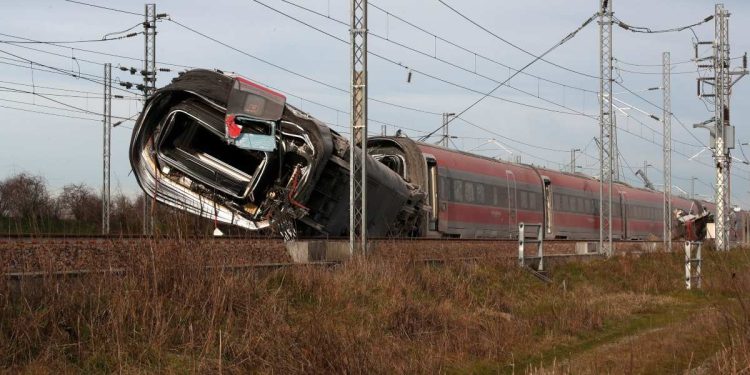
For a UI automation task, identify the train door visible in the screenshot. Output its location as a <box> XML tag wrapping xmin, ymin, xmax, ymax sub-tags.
<box><xmin>425</xmin><ymin>156</ymin><xmax>439</xmax><ymax>231</ymax></box>
<box><xmin>619</xmin><ymin>192</ymin><xmax>628</xmax><ymax>239</ymax></box>
<box><xmin>506</xmin><ymin>170</ymin><xmax>518</xmax><ymax>238</ymax></box>
<box><xmin>542</xmin><ymin>176</ymin><xmax>552</xmax><ymax>237</ymax></box>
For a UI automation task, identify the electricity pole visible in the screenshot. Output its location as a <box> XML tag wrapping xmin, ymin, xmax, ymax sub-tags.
<box><xmin>142</xmin><ymin>3</ymin><xmax>157</xmax><ymax>235</ymax></box>
<box><xmin>663</xmin><ymin>51</ymin><xmax>672</xmax><ymax>251</ymax></box>
<box><xmin>570</xmin><ymin>148</ymin><xmax>580</xmax><ymax>173</ymax></box>
<box><xmin>599</xmin><ymin>0</ymin><xmax>614</xmax><ymax>256</ymax></box>
<box><xmin>350</xmin><ymin>0</ymin><xmax>368</xmax><ymax>255</ymax></box>
<box><xmin>440</xmin><ymin>113</ymin><xmax>455</xmax><ymax>148</ymax></box>
<box><xmin>642</xmin><ymin>161</ymin><xmax>652</xmax><ymax>183</ymax></box>
<box><xmin>694</xmin><ymin>4</ymin><xmax>747</xmax><ymax>251</ymax></box>
<box><xmin>691</xmin><ymin>177</ymin><xmax>696</xmax><ymax>199</ymax></box>
<box><xmin>102</xmin><ymin>63</ymin><xmax>112</xmax><ymax>235</ymax></box>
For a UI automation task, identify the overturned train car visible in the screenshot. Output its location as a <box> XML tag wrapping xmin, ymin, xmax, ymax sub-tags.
<box><xmin>132</xmin><ymin>69</ymin><xmax>749</xmax><ymax>244</ymax></box>
<box><xmin>130</xmin><ymin>69</ymin><xmax>424</xmax><ymax>238</ymax></box>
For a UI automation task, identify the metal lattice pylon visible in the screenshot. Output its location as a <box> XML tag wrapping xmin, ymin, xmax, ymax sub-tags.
<box><xmin>599</xmin><ymin>0</ymin><xmax>614</xmax><ymax>256</ymax></box>
<box><xmin>662</xmin><ymin>52</ymin><xmax>672</xmax><ymax>251</ymax></box>
<box><xmin>142</xmin><ymin>3</ymin><xmax>157</xmax><ymax>235</ymax></box>
<box><xmin>102</xmin><ymin>63</ymin><xmax>112</xmax><ymax>235</ymax></box>
<box><xmin>350</xmin><ymin>0</ymin><xmax>368</xmax><ymax>255</ymax></box>
<box><xmin>695</xmin><ymin>4</ymin><xmax>747</xmax><ymax>251</ymax></box>
<box><xmin>714</xmin><ymin>4</ymin><xmax>731</xmax><ymax>251</ymax></box>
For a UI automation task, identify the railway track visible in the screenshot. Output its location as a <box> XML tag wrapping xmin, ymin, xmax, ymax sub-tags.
<box><xmin>1</xmin><ymin>234</ymin><xmax>675</xmax><ymax>278</ymax></box>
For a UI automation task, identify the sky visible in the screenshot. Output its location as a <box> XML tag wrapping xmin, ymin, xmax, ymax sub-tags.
<box><xmin>1</xmin><ymin>0</ymin><xmax>749</xmax><ymax>208</ymax></box>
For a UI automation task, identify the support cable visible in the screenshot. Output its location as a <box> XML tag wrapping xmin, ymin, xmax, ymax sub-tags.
<box><xmin>0</xmin><ymin>32</ymin><xmax>142</xmax><ymax>44</ymax></box>
<box><xmin>614</xmin><ymin>80</ymin><xmax>708</xmax><ymax>149</ymax></box>
<box><xmin>419</xmin><ymin>12</ymin><xmax>598</xmax><ymax>141</ymax></box>
<box><xmin>268</xmin><ymin>0</ymin><xmax>598</xmax><ymax>118</ymax></box>
<box><xmin>249</xmin><ymin>0</ymin><xmax>591</xmax><ymax>117</ymax></box>
<box><xmin>437</xmin><ymin>0</ymin><xmax>599</xmax><ymax>79</ymax></box>
<box><xmin>614</xmin><ymin>14</ymin><xmax>714</xmax><ymax>34</ymax></box>
<box><xmin>286</xmin><ymin>0</ymin><xmax>598</xmax><ymax>94</ymax></box>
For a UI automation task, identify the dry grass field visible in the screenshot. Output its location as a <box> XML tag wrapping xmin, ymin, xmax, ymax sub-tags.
<box><xmin>1</xmin><ymin>242</ymin><xmax>749</xmax><ymax>374</ymax></box>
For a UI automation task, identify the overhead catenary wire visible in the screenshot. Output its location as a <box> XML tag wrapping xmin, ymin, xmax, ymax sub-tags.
<box><xmin>0</xmin><ymin>85</ymin><xmax>133</xmax><ymax>120</ymax></box>
<box><xmin>437</xmin><ymin>0</ymin><xmax>599</xmax><ymax>80</ymax></box>
<box><xmin>0</xmin><ymin>103</ymin><xmax>133</xmax><ymax>130</ymax></box>
<box><xmin>166</xmin><ymin>18</ymin><xmax>449</xmax><ymax>118</ymax></box>
<box><xmin>63</xmin><ymin>0</ymin><xmax>143</xmax><ymax>17</ymax></box>
<box><xmin>35</xmin><ymin>0</ymin><xmax>750</xmax><ymax>186</ymax></box>
<box><xmin>419</xmin><ymin>12</ymin><xmax>598</xmax><ymax>141</ymax></box>
<box><xmin>248</xmin><ymin>1</ymin><xmax>712</xmax><ymax>167</ymax></box>
<box><xmin>271</xmin><ymin>0</ymin><xmax>598</xmax><ymax>118</ymax></box>
<box><xmin>614</xmin><ymin>57</ymin><xmax>696</xmax><ymax>67</ymax></box>
<box><xmin>0</xmin><ymin>32</ymin><xmax>142</xmax><ymax>44</ymax></box>
<box><xmin>614</xmin><ymin>14</ymin><xmax>714</xmax><ymax>34</ymax></box>
<box><xmin>0</xmin><ymin>49</ymin><xmax>144</xmax><ymax>96</ymax></box>
<box><xmin>0</xmin><ymin>79</ymin><xmax>140</xmax><ymax>99</ymax></box>
<box><xmin>250</xmin><ymin>0</ymin><xmax>593</xmax><ymax>118</ymax></box>
<box><xmin>1</xmin><ymin>30</ymin><xmax>439</xmax><ymax>136</ymax></box>
<box><xmin>0</xmin><ymin>96</ymin><xmax>134</xmax><ymax>120</ymax></box>
<box><xmin>284</xmin><ymin>0</ymin><xmax>598</xmax><ymax>94</ymax></box>
<box><xmin>614</xmin><ymin>80</ymin><xmax>708</xmax><ymax>149</ymax></box>
<box><xmin>0</xmin><ymin>31</ymin><xmax>191</xmax><ymax>70</ymax></box>
<box><xmin>0</xmin><ymin>54</ymin><xmax>105</xmax><ymax>81</ymax></box>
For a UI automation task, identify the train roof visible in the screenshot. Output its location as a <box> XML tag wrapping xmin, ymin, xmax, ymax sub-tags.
<box><xmin>413</xmin><ymin>139</ymin><xmax>715</xmax><ymax>206</ymax></box>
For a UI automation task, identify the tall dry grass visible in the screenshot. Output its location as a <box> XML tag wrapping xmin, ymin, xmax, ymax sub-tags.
<box><xmin>1</xmin><ymin>245</ymin><xmax>749</xmax><ymax>373</ymax></box>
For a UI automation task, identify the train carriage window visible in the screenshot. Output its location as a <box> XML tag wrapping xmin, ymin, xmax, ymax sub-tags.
<box><xmin>570</xmin><ymin>196</ymin><xmax>576</xmax><ymax>212</ymax></box>
<box><xmin>554</xmin><ymin>194</ymin><xmax>561</xmax><ymax>211</ymax></box>
<box><xmin>529</xmin><ymin>192</ymin><xmax>537</xmax><ymax>210</ymax></box>
<box><xmin>439</xmin><ymin>177</ymin><xmax>450</xmax><ymax>201</ymax></box>
<box><xmin>453</xmin><ymin>179</ymin><xmax>463</xmax><ymax>202</ymax></box>
<box><xmin>520</xmin><ymin>191</ymin><xmax>529</xmax><ymax>209</ymax></box>
<box><xmin>584</xmin><ymin>199</ymin><xmax>592</xmax><ymax>214</ymax></box>
<box><xmin>578</xmin><ymin>197</ymin><xmax>585</xmax><ymax>213</ymax></box>
<box><xmin>485</xmin><ymin>184</ymin><xmax>494</xmax><ymax>205</ymax></box>
<box><xmin>464</xmin><ymin>182</ymin><xmax>475</xmax><ymax>203</ymax></box>
<box><xmin>495</xmin><ymin>186</ymin><xmax>507</xmax><ymax>207</ymax></box>
<box><xmin>476</xmin><ymin>184</ymin><xmax>485</xmax><ymax>204</ymax></box>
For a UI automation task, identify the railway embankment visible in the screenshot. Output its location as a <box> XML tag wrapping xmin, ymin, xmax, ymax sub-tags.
<box><xmin>0</xmin><ymin>242</ymin><xmax>748</xmax><ymax>373</ymax></box>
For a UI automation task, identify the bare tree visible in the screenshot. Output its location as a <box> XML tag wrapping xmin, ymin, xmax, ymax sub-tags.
<box><xmin>57</xmin><ymin>184</ymin><xmax>101</xmax><ymax>224</ymax></box>
<box><xmin>0</xmin><ymin>173</ymin><xmax>52</xmax><ymax>232</ymax></box>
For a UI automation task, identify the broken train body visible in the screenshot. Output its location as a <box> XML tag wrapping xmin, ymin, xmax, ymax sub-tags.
<box><xmin>131</xmin><ymin>69</ymin><xmax>750</xmax><ymax>244</ymax></box>
<box><xmin>130</xmin><ymin>69</ymin><xmax>424</xmax><ymax>238</ymax></box>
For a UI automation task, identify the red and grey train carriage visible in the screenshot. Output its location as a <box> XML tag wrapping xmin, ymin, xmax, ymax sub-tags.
<box><xmin>369</xmin><ymin>136</ymin><xmax>748</xmax><ymax>243</ymax></box>
<box><xmin>131</xmin><ymin>69</ymin><xmax>748</xmax><ymax>244</ymax></box>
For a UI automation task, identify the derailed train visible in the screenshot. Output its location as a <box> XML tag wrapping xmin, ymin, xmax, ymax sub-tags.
<box><xmin>131</xmin><ymin>69</ymin><xmax>750</xmax><ymax>244</ymax></box>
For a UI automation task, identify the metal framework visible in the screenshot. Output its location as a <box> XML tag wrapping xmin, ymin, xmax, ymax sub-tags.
<box><xmin>714</xmin><ymin>4</ymin><xmax>730</xmax><ymax>251</ymax></box>
<box><xmin>570</xmin><ymin>148</ymin><xmax>580</xmax><ymax>173</ymax></box>
<box><xmin>598</xmin><ymin>0</ymin><xmax>614</xmax><ymax>256</ymax></box>
<box><xmin>102</xmin><ymin>63</ymin><xmax>112</xmax><ymax>235</ymax></box>
<box><xmin>694</xmin><ymin>4</ymin><xmax>747</xmax><ymax>251</ymax></box>
<box><xmin>349</xmin><ymin>0</ymin><xmax>368</xmax><ymax>255</ymax></box>
<box><xmin>143</xmin><ymin>3</ymin><xmax>157</xmax><ymax>235</ymax></box>
<box><xmin>662</xmin><ymin>52</ymin><xmax>672</xmax><ymax>251</ymax></box>
<box><xmin>518</xmin><ymin>222</ymin><xmax>544</xmax><ymax>271</ymax></box>
<box><xmin>440</xmin><ymin>113</ymin><xmax>455</xmax><ymax>148</ymax></box>
<box><xmin>685</xmin><ymin>241</ymin><xmax>702</xmax><ymax>289</ymax></box>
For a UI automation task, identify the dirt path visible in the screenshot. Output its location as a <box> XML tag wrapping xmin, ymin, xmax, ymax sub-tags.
<box><xmin>527</xmin><ymin>305</ymin><xmax>726</xmax><ymax>374</ymax></box>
